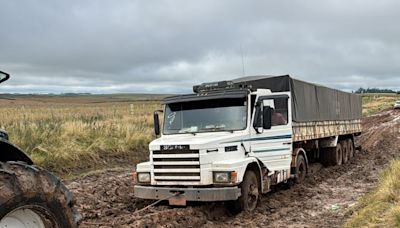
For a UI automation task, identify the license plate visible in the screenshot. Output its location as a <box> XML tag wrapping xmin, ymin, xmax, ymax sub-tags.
<box><xmin>169</xmin><ymin>195</ymin><xmax>187</xmax><ymax>206</ymax></box>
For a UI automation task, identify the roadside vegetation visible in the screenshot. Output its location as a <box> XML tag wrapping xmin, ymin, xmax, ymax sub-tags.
<box><xmin>0</xmin><ymin>94</ymin><xmax>162</xmax><ymax>176</ymax></box>
<box><xmin>362</xmin><ymin>93</ymin><xmax>400</xmax><ymax>116</ymax></box>
<box><xmin>347</xmin><ymin>93</ymin><xmax>400</xmax><ymax>227</ymax></box>
<box><xmin>345</xmin><ymin>160</ymin><xmax>400</xmax><ymax>227</ymax></box>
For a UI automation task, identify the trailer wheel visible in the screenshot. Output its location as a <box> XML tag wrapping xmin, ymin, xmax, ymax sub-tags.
<box><xmin>333</xmin><ymin>143</ymin><xmax>343</xmax><ymax>166</ymax></box>
<box><xmin>0</xmin><ymin>161</ymin><xmax>79</xmax><ymax>227</ymax></box>
<box><xmin>325</xmin><ymin>143</ymin><xmax>343</xmax><ymax>166</ymax></box>
<box><xmin>347</xmin><ymin>139</ymin><xmax>354</xmax><ymax>159</ymax></box>
<box><xmin>228</xmin><ymin>170</ymin><xmax>259</xmax><ymax>214</ymax></box>
<box><xmin>341</xmin><ymin>140</ymin><xmax>349</xmax><ymax>164</ymax></box>
<box><xmin>295</xmin><ymin>155</ymin><xmax>307</xmax><ymax>183</ymax></box>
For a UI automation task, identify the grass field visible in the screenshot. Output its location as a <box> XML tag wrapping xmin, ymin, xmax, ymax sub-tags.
<box><xmin>0</xmin><ymin>94</ymin><xmax>164</xmax><ymax>176</ymax></box>
<box><xmin>0</xmin><ymin>93</ymin><xmax>399</xmax><ymax>177</ymax></box>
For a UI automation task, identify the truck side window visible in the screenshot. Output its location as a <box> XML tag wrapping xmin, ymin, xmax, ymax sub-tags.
<box><xmin>272</xmin><ymin>97</ymin><xmax>288</xmax><ymax>126</ymax></box>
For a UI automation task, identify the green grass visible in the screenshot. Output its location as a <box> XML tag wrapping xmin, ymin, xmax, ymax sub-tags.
<box><xmin>345</xmin><ymin>160</ymin><xmax>400</xmax><ymax>228</ymax></box>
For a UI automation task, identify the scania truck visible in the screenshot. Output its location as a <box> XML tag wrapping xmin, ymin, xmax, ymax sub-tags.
<box><xmin>133</xmin><ymin>75</ymin><xmax>362</xmax><ymax>212</ymax></box>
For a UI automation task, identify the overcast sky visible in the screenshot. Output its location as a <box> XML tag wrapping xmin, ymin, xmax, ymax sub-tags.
<box><xmin>1</xmin><ymin>0</ymin><xmax>400</xmax><ymax>94</ymax></box>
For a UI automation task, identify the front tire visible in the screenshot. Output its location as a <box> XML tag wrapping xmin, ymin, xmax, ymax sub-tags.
<box><xmin>295</xmin><ymin>155</ymin><xmax>307</xmax><ymax>183</ymax></box>
<box><xmin>0</xmin><ymin>161</ymin><xmax>80</xmax><ymax>227</ymax></box>
<box><xmin>228</xmin><ymin>170</ymin><xmax>259</xmax><ymax>214</ymax></box>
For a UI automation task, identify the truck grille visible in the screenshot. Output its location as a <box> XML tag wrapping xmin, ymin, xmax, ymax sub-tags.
<box><xmin>152</xmin><ymin>149</ymin><xmax>200</xmax><ymax>182</ymax></box>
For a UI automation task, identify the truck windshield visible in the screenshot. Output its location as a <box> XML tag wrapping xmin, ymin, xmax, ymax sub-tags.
<box><xmin>163</xmin><ymin>98</ymin><xmax>247</xmax><ymax>134</ymax></box>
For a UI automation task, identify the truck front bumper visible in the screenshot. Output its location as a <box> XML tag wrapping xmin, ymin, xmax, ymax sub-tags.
<box><xmin>134</xmin><ymin>185</ymin><xmax>241</xmax><ymax>202</ymax></box>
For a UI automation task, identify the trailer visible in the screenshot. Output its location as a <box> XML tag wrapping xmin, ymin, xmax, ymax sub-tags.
<box><xmin>134</xmin><ymin>75</ymin><xmax>362</xmax><ymax>212</ymax></box>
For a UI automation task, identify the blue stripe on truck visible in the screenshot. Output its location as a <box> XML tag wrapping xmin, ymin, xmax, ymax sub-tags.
<box><xmin>253</xmin><ymin>147</ymin><xmax>291</xmax><ymax>153</ymax></box>
<box><xmin>223</xmin><ymin>134</ymin><xmax>292</xmax><ymax>144</ymax></box>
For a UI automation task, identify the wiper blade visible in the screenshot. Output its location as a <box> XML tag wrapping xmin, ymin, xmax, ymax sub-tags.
<box><xmin>200</xmin><ymin>126</ymin><xmax>226</xmax><ymax>131</ymax></box>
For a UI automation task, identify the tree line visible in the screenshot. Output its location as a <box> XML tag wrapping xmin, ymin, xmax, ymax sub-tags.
<box><xmin>355</xmin><ymin>88</ymin><xmax>400</xmax><ymax>94</ymax></box>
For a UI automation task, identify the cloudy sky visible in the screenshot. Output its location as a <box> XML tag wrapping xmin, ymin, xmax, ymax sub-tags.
<box><xmin>1</xmin><ymin>0</ymin><xmax>399</xmax><ymax>94</ymax></box>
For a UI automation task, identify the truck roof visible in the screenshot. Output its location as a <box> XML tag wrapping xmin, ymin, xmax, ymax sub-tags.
<box><xmin>232</xmin><ymin>75</ymin><xmax>362</xmax><ymax>122</ymax></box>
<box><xmin>166</xmin><ymin>74</ymin><xmax>362</xmax><ymax>123</ymax></box>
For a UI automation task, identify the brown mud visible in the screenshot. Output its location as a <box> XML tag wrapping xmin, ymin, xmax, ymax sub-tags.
<box><xmin>68</xmin><ymin>109</ymin><xmax>400</xmax><ymax>227</ymax></box>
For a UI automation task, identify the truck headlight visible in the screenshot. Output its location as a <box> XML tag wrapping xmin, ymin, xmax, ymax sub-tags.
<box><xmin>137</xmin><ymin>173</ymin><xmax>151</xmax><ymax>183</ymax></box>
<box><xmin>213</xmin><ymin>172</ymin><xmax>231</xmax><ymax>183</ymax></box>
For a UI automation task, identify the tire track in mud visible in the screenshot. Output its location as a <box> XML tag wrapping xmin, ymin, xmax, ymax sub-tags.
<box><xmin>68</xmin><ymin>110</ymin><xmax>400</xmax><ymax>227</ymax></box>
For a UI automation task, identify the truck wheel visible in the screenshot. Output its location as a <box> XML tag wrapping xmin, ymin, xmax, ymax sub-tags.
<box><xmin>295</xmin><ymin>155</ymin><xmax>307</xmax><ymax>183</ymax></box>
<box><xmin>347</xmin><ymin>139</ymin><xmax>354</xmax><ymax>159</ymax></box>
<box><xmin>341</xmin><ymin>140</ymin><xmax>349</xmax><ymax>164</ymax></box>
<box><xmin>325</xmin><ymin>143</ymin><xmax>343</xmax><ymax>166</ymax></box>
<box><xmin>0</xmin><ymin>161</ymin><xmax>79</xmax><ymax>228</ymax></box>
<box><xmin>228</xmin><ymin>170</ymin><xmax>259</xmax><ymax>214</ymax></box>
<box><xmin>333</xmin><ymin>143</ymin><xmax>343</xmax><ymax>166</ymax></box>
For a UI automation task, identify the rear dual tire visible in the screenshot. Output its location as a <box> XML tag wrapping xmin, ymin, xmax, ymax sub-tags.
<box><xmin>325</xmin><ymin>143</ymin><xmax>343</xmax><ymax>166</ymax></box>
<box><xmin>321</xmin><ymin>138</ymin><xmax>355</xmax><ymax>166</ymax></box>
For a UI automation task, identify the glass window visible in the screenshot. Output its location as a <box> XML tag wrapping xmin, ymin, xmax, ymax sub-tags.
<box><xmin>271</xmin><ymin>97</ymin><xmax>288</xmax><ymax>126</ymax></box>
<box><xmin>163</xmin><ymin>98</ymin><xmax>248</xmax><ymax>134</ymax></box>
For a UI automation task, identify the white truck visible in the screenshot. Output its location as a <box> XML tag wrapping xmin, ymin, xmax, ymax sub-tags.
<box><xmin>134</xmin><ymin>75</ymin><xmax>362</xmax><ymax>212</ymax></box>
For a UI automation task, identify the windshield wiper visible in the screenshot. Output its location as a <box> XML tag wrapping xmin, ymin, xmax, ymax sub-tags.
<box><xmin>179</xmin><ymin>129</ymin><xmax>197</xmax><ymax>135</ymax></box>
<box><xmin>200</xmin><ymin>126</ymin><xmax>226</xmax><ymax>131</ymax></box>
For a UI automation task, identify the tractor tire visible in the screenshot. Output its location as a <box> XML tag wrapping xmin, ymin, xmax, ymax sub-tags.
<box><xmin>0</xmin><ymin>161</ymin><xmax>80</xmax><ymax>228</ymax></box>
<box><xmin>228</xmin><ymin>170</ymin><xmax>259</xmax><ymax>214</ymax></box>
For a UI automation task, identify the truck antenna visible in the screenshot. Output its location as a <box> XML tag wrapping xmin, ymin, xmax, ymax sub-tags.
<box><xmin>240</xmin><ymin>43</ymin><xmax>246</xmax><ymax>76</ymax></box>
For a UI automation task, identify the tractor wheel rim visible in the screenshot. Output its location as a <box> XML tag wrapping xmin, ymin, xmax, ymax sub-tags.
<box><xmin>0</xmin><ymin>206</ymin><xmax>53</xmax><ymax>228</ymax></box>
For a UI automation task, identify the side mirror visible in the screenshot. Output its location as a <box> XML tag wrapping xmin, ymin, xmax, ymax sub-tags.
<box><xmin>153</xmin><ymin>112</ymin><xmax>161</xmax><ymax>136</ymax></box>
<box><xmin>253</xmin><ymin>103</ymin><xmax>262</xmax><ymax>129</ymax></box>
<box><xmin>263</xmin><ymin>107</ymin><xmax>272</xmax><ymax>130</ymax></box>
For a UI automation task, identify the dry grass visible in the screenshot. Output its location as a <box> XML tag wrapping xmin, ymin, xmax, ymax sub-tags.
<box><xmin>362</xmin><ymin>93</ymin><xmax>400</xmax><ymax>116</ymax></box>
<box><xmin>0</xmin><ymin>94</ymin><xmax>162</xmax><ymax>176</ymax></box>
<box><xmin>345</xmin><ymin>160</ymin><xmax>400</xmax><ymax>228</ymax></box>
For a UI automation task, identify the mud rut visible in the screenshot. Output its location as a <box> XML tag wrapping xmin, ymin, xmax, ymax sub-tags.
<box><xmin>67</xmin><ymin>110</ymin><xmax>400</xmax><ymax>227</ymax></box>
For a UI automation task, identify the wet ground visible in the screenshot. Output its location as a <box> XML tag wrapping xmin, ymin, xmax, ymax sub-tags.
<box><xmin>67</xmin><ymin>109</ymin><xmax>400</xmax><ymax>227</ymax></box>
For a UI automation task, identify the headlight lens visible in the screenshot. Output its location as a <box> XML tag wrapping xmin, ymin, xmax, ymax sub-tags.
<box><xmin>138</xmin><ymin>173</ymin><xmax>151</xmax><ymax>183</ymax></box>
<box><xmin>213</xmin><ymin>172</ymin><xmax>230</xmax><ymax>183</ymax></box>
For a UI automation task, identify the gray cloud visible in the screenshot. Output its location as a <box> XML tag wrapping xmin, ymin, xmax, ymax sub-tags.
<box><xmin>0</xmin><ymin>0</ymin><xmax>399</xmax><ymax>93</ymax></box>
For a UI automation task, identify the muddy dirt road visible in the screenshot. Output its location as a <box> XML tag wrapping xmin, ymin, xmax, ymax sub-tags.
<box><xmin>68</xmin><ymin>110</ymin><xmax>400</xmax><ymax>227</ymax></box>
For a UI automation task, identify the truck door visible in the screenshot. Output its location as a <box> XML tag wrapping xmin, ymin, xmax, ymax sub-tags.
<box><xmin>250</xmin><ymin>93</ymin><xmax>292</xmax><ymax>180</ymax></box>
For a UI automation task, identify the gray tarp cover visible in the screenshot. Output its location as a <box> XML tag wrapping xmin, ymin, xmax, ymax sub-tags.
<box><xmin>233</xmin><ymin>75</ymin><xmax>362</xmax><ymax>122</ymax></box>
